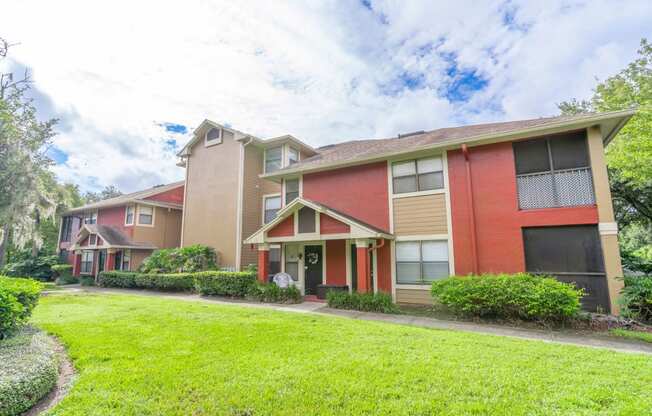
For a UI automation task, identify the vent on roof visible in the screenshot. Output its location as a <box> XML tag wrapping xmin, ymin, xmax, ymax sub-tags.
<box><xmin>318</xmin><ymin>144</ymin><xmax>336</xmax><ymax>150</ymax></box>
<box><xmin>398</xmin><ymin>130</ymin><xmax>425</xmax><ymax>139</ymax></box>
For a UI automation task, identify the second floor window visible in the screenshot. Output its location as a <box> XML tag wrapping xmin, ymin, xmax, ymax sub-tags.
<box><xmin>125</xmin><ymin>205</ymin><xmax>135</xmax><ymax>225</ymax></box>
<box><xmin>264</xmin><ymin>195</ymin><xmax>281</xmax><ymax>224</ymax></box>
<box><xmin>61</xmin><ymin>217</ymin><xmax>74</xmax><ymax>242</ymax></box>
<box><xmin>84</xmin><ymin>211</ymin><xmax>97</xmax><ymax>224</ymax></box>
<box><xmin>392</xmin><ymin>156</ymin><xmax>444</xmax><ymax>194</ymax></box>
<box><xmin>288</xmin><ymin>147</ymin><xmax>299</xmax><ymax>165</ymax></box>
<box><xmin>285</xmin><ymin>179</ymin><xmax>300</xmax><ymax>205</ymax></box>
<box><xmin>265</xmin><ymin>147</ymin><xmax>283</xmax><ymax>173</ymax></box>
<box><xmin>514</xmin><ymin>131</ymin><xmax>594</xmax><ymax>209</ymax></box>
<box><xmin>138</xmin><ymin>206</ymin><xmax>154</xmax><ymax>225</ymax></box>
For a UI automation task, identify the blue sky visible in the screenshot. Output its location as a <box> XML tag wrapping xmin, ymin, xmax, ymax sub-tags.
<box><xmin>2</xmin><ymin>0</ymin><xmax>650</xmax><ymax>192</ymax></box>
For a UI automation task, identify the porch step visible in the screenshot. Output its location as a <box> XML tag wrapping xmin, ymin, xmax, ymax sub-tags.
<box><xmin>303</xmin><ymin>295</ymin><xmax>326</xmax><ymax>303</ymax></box>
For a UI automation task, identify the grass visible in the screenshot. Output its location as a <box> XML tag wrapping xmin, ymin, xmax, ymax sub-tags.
<box><xmin>33</xmin><ymin>293</ymin><xmax>652</xmax><ymax>415</ymax></box>
<box><xmin>610</xmin><ymin>328</ymin><xmax>652</xmax><ymax>344</ymax></box>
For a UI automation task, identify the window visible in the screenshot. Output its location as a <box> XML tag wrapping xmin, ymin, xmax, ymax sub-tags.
<box><xmin>121</xmin><ymin>250</ymin><xmax>131</xmax><ymax>271</ymax></box>
<box><xmin>284</xmin><ymin>245</ymin><xmax>299</xmax><ymax>281</ymax></box>
<box><xmin>298</xmin><ymin>207</ymin><xmax>316</xmax><ymax>233</ymax></box>
<box><xmin>205</xmin><ymin>127</ymin><xmax>222</xmax><ymax>145</ymax></box>
<box><xmin>269</xmin><ymin>247</ymin><xmax>281</xmax><ymax>276</ymax></box>
<box><xmin>264</xmin><ymin>195</ymin><xmax>281</xmax><ymax>224</ymax></box>
<box><xmin>89</xmin><ymin>234</ymin><xmax>97</xmax><ymax>246</ymax></box>
<box><xmin>514</xmin><ymin>132</ymin><xmax>594</xmax><ymax>209</ymax></box>
<box><xmin>80</xmin><ymin>251</ymin><xmax>93</xmax><ymax>274</ymax></box>
<box><xmin>392</xmin><ymin>156</ymin><xmax>444</xmax><ymax>194</ymax></box>
<box><xmin>265</xmin><ymin>146</ymin><xmax>283</xmax><ymax>173</ymax></box>
<box><xmin>138</xmin><ymin>206</ymin><xmax>154</xmax><ymax>225</ymax></box>
<box><xmin>396</xmin><ymin>240</ymin><xmax>449</xmax><ymax>284</ymax></box>
<box><xmin>84</xmin><ymin>211</ymin><xmax>97</xmax><ymax>225</ymax></box>
<box><xmin>288</xmin><ymin>147</ymin><xmax>299</xmax><ymax>165</ymax></box>
<box><xmin>61</xmin><ymin>217</ymin><xmax>73</xmax><ymax>242</ymax></box>
<box><xmin>285</xmin><ymin>178</ymin><xmax>300</xmax><ymax>205</ymax></box>
<box><xmin>58</xmin><ymin>249</ymin><xmax>68</xmax><ymax>263</ymax></box>
<box><xmin>125</xmin><ymin>205</ymin><xmax>135</xmax><ymax>225</ymax></box>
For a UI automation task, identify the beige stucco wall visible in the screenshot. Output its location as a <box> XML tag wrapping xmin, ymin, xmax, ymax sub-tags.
<box><xmin>132</xmin><ymin>206</ymin><xmax>182</xmax><ymax>249</ymax></box>
<box><xmin>393</xmin><ymin>194</ymin><xmax>448</xmax><ymax>235</ymax></box>
<box><xmin>182</xmin><ymin>131</ymin><xmax>242</xmax><ymax>268</ymax></box>
<box><xmin>130</xmin><ymin>249</ymin><xmax>151</xmax><ymax>271</ymax></box>
<box><xmin>395</xmin><ymin>288</ymin><xmax>433</xmax><ymax>305</ymax></box>
<box><xmin>241</xmin><ymin>145</ymin><xmax>281</xmax><ymax>268</ymax></box>
<box><xmin>587</xmin><ymin>126</ymin><xmax>624</xmax><ymax>314</ymax></box>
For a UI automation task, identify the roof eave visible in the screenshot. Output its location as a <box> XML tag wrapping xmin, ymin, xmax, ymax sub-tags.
<box><xmin>259</xmin><ymin>109</ymin><xmax>636</xmax><ymax>180</ymax></box>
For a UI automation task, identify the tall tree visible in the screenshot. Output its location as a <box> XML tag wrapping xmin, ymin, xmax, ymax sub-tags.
<box><xmin>0</xmin><ymin>37</ymin><xmax>58</xmax><ymax>266</ymax></box>
<box><xmin>559</xmin><ymin>38</ymin><xmax>652</xmax><ymax>271</ymax></box>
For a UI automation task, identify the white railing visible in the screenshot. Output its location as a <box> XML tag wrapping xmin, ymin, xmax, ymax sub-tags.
<box><xmin>517</xmin><ymin>167</ymin><xmax>595</xmax><ymax>209</ymax></box>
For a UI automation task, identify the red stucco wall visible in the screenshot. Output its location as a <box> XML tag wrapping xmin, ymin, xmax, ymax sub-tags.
<box><xmin>447</xmin><ymin>142</ymin><xmax>599</xmax><ymax>275</ymax></box>
<box><xmin>320</xmin><ymin>214</ymin><xmax>350</xmax><ymax>234</ymax></box>
<box><xmin>303</xmin><ymin>162</ymin><xmax>389</xmax><ymax>232</ymax></box>
<box><xmin>98</xmin><ymin>206</ymin><xmax>134</xmax><ymax>238</ymax></box>
<box><xmin>325</xmin><ymin>240</ymin><xmax>347</xmax><ymax>285</ymax></box>
<box><xmin>268</xmin><ymin>216</ymin><xmax>294</xmax><ymax>237</ymax></box>
<box><xmin>145</xmin><ymin>185</ymin><xmax>184</xmax><ymax>204</ymax></box>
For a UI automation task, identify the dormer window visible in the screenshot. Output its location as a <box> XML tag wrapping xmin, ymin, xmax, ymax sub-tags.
<box><xmin>265</xmin><ymin>146</ymin><xmax>283</xmax><ymax>173</ymax></box>
<box><xmin>205</xmin><ymin>127</ymin><xmax>222</xmax><ymax>146</ymax></box>
<box><xmin>89</xmin><ymin>234</ymin><xmax>97</xmax><ymax>246</ymax></box>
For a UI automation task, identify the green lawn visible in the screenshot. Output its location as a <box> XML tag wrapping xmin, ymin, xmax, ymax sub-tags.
<box><xmin>33</xmin><ymin>294</ymin><xmax>652</xmax><ymax>415</ymax></box>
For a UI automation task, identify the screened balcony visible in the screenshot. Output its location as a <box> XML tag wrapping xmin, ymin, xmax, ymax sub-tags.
<box><xmin>513</xmin><ymin>131</ymin><xmax>595</xmax><ymax>210</ymax></box>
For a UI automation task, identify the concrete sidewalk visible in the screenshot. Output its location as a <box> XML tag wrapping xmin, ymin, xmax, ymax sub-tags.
<box><xmin>46</xmin><ymin>286</ymin><xmax>652</xmax><ymax>355</ymax></box>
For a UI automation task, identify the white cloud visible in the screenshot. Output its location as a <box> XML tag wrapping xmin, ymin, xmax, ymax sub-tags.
<box><xmin>1</xmin><ymin>0</ymin><xmax>649</xmax><ymax>192</ymax></box>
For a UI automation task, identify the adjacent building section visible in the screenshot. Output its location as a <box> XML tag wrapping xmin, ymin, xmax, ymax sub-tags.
<box><xmin>58</xmin><ymin>182</ymin><xmax>184</xmax><ymax>277</ymax></box>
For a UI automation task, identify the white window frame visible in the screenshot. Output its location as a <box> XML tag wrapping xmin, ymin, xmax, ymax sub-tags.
<box><xmin>283</xmin><ymin>177</ymin><xmax>301</xmax><ymax>206</ymax></box>
<box><xmin>287</xmin><ymin>146</ymin><xmax>299</xmax><ymax>166</ymax></box>
<box><xmin>121</xmin><ymin>249</ymin><xmax>131</xmax><ymax>271</ymax></box>
<box><xmin>136</xmin><ymin>205</ymin><xmax>155</xmax><ymax>227</ymax></box>
<box><xmin>80</xmin><ymin>250</ymin><xmax>94</xmax><ymax>275</ymax></box>
<box><xmin>391</xmin><ymin>155</ymin><xmax>445</xmax><ymax>197</ymax></box>
<box><xmin>262</xmin><ymin>194</ymin><xmax>282</xmax><ymax>224</ymax></box>
<box><xmin>84</xmin><ymin>210</ymin><xmax>98</xmax><ymax>225</ymax></box>
<box><xmin>88</xmin><ymin>234</ymin><xmax>97</xmax><ymax>246</ymax></box>
<box><xmin>204</xmin><ymin>127</ymin><xmax>222</xmax><ymax>147</ymax></box>
<box><xmin>124</xmin><ymin>205</ymin><xmax>135</xmax><ymax>226</ymax></box>
<box><xmin>264</xmin><ymin>146</ymin><xmax>284</xmax><ymax>174</ymax></box>
<box><xmin>394</xmin><ymin>236</ymin><xmax>450</xmax><ymax>287</ymax></box>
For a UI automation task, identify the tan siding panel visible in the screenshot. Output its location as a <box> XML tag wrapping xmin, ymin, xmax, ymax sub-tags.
<box><xmin>393</xmin><ymin>194</ymin><xmax>448</xmax><ymax>235</ymax></box>
<box><xmin>396</xmin><ymin>288</ymin><xmax>433</xmax><ymax>305</ymax></box>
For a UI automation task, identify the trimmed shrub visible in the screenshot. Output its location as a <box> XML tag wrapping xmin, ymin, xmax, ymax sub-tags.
<box><xmin>139</xmin><ymin>244</ymin><xmax>218</xmax><ymax>273</ymax></box>
<box><xmin>52</xmin><ymin>264</ymin><xmax>77</xmax><ymax>285</ymax></box>
<box><xmin>133</xmin><ymin>273</ymin><xmax>196</xmax><ymax>292</ymax></box>
<box><xmin>431</xmin><ymin>273</ymin><xmax>583</xmax><ymax>321</ymax></box>
<box><xmin>0</xmin><ymin>277</ymin><xmax>43</xmax><ymax>339</ymax></box>
<box><xmin>1</xmin><ymin>255</ymin><xmax>60</xmax><ymax>281</ymax></box>
<box><xmin>247</xmin><ymin>283</ymin><xmax>302</xmax><ymax>303</ymax></box>
<box><xmin>326</xmin><ymin>291</ymin><xmax>398</xmax><ymax>314</ymax></box>
<box><xmin>194</xmin><ymin>271</ymin><xmax>256</xmax><ymax>297</ymax></box>
<box><xmin>619</xmin><ymin>275</ymin><xmax>652</xmax><ymax>323</ymax></box>
<box><xmin>80</xmin><ymin>276</ymin><xmax>95</xmax><ymax>286</ymax></box>
<box><xmin>0</xmin><ymin>327</ymin><xmax>59</xmax><ymax>416</ymax></box>
<box><xmin>97</xmin><ymin>271</ymin><xmax>138</xmax><ymax>288</ymax></box>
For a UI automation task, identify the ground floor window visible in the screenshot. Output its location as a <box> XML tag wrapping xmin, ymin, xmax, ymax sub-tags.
<box><xmin>114</xmin><ymin>250</ymin><xmax>132</xmax><ymax>271</ymax></box>
<box><xmin>80</xmin><ymin>251</ymin><xmax>94</xmax><ymax>274</ymax></box>
<box><xmin>269</xmin><ymin>246</ymin><xmax>281</xmax><ymax>276</ymax></box>
<box><xmin>395</xmin><ymin>240</ymin><xmax>449</xmax><ymax>284</ymax></box>
<box><xmin>284</xmin><ymin>245</ymin><xmax>300</xmax><ymax>281</ymax></box>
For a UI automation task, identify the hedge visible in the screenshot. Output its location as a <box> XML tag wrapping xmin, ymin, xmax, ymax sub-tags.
<box><xmin>0</xmin><ymin>327</ymin><xmax>59</xmax><ymax>416</ymax></box>
<box><xmin>194</xmin><ymin>271</ymin><xmax>256</xmax><ymax>297</ymax></box>
<box><xmin>247</xmin><ymin>282</ymin><xmax>302</xmax><ymax>303</ymax></box>
<box><xmin>619</xmin><ymin>275</ymin><xmax>652</xmax><ymax>323</ymax></box>
<box><xmin>98</xmin><ymin>270</ymin><xmax>257</xmax><ymax>295</ymax></box>
<box><xmin>139</xmin><ymin>244</ymin><xmax>218</xmax><ymax>273</ymax></box>
<box><xmin>0</xmin><ymin>277</ymin><xmax>43</xmax><ymax>339</ymax></box>
<box><xmin>51</xmin><ymin>265</ymin><xmax>78</xmax><ymax>285</ymax></box>
<box><xmin>326</xmin><ymin>291</ymin><xmax>398</xmax><ymax>314</ymax></box>
<box><xmin>431</xmin><ymin>273</ymin><xmax>583</xmax><ymax>321</ymax></box>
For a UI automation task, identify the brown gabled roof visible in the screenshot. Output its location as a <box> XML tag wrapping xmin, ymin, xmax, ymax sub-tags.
<box><xmin>72</xmin><ymin>224</ymin><xmax>157</xmax><ymax>250</ymax></box>
<box><xmin>64</xmin><ymin>181</ymin><xmax>184</xmax><ymax>215</ymax></box>
<box><xmin>262</xmin><ymin>109</ymin><xmax>635</xmax><ymax>178</ymax></box>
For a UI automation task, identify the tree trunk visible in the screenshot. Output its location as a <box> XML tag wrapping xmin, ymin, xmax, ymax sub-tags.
<box><xmin>31</xmin><ymin>209</ymin><xmax>40</xmax><ymax>257</ymax></box>
<box><xmin>0</xmin><ymin>223</ymin><xmax>9</xmax><ymax>267</ymax></box>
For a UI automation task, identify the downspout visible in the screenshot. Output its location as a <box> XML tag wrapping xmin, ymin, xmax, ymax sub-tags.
<box><xmin>462</xmin><ymin>144</ymin><xmax>479</xmax><ymax>274</ymax></box>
